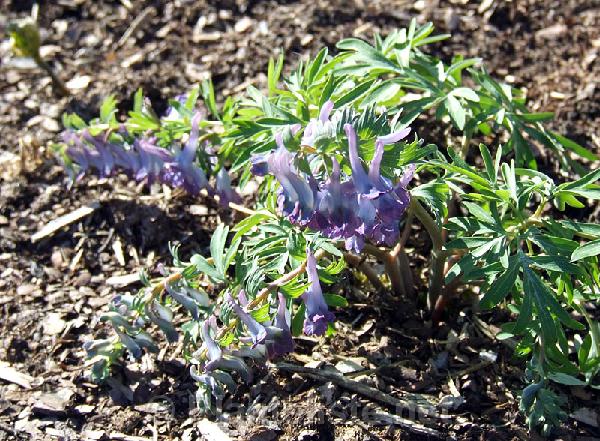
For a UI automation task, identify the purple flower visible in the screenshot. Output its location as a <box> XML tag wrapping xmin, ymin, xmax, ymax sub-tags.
<box><xmin>345</xmin><ymin>123</ymin><xmax>371</xmax><ymax>194</ymax></box>
<box><xmin>301</xmin><ymin>250</ymin><xmax>335</xmax><ymax>336</ymax></box>
<box><xmin>164</xmin><ymin>93</ymin><xmax>188</xmax><ymax>120</ymax></box>
<box><xmin>265</xmin><ymin>293</ymin><xmax>295</xmax><ymax>358</ymax></box>
<box><xmin>247</xmin><ymin>110</ymin><xmax>415</xmax><ymax>251</ymax></box>
<box><xmin>164</xmin><ymin>281</ymin><xmax>200</xmax><ymax>321</ymax></box>
<box><xmin>201</xmin><ymin>316</ymin><xmax>252</xmax><ymax>382</ymax></box>
<box><xmin>162</xmin><ymin>113</ymin><xmax>209</xmax><ymax>194</ymax></box>
<box><xmin>226</xmin><ymin>292</ymin><xmax>267</xmax><ymax>347</ymax></box>
<box><xmin>216</xmin><ymin>167</ymin><xmax>242</xmax><ymax>207</ymax></box>
<box><xmin>268</xmin><ymin>137</ymin><xmax>316</xmax><ymax>225</ymax></box>
<box><xmin>302</xmin><ymin>100</ymin><xmax>335</xmax><ymax>147</ymax></box>
<box><xmin>63</xmin><ymin>111</ymin><xmax>222</xmax><ymax>197</ymax></box>
<box><xmin>250</xmin><ymin>153</ymin><xmax>269</xmax><ymax>176</ymax></box>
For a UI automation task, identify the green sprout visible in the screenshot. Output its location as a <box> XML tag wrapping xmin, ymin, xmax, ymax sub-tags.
<box><xmin>7</xmin><ymin>7</ymin><xmax>69</xmax><ymax>97</ymax></box>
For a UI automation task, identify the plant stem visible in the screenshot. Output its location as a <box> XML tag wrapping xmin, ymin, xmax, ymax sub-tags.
<box><xmin>342</xmin><ymin>252</ymin><xmax>384</xmax><ymax>291</ymax></box>
<box><xmin>247</xmin><ymin>248</ymin><xmax>327</xmax><ymax>309</ymax></box>
<box><xmin>228</xmin><ymin>202</ymin><xmax>258</xmax><ymax>216</ymax></box>
<box><xmin>411</xmin><ymin>198</ymin><xmax>445</xmax><ymax>310</ymax></box>
<box><xmin>363</xmin><ymin>243</ymin><xmax>406</xmax><ymax>297</ymax></box>
<box><xmin>390</xmin><ymin>210</ymin><xmax>414</xmax><ymax>260</ymax></box>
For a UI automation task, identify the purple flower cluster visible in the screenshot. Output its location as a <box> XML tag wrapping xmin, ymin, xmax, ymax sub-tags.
<box><xmin>252</xmin><ymin>102</ymin><xmax>414</xmax><ymax>252</ymax></box>
<box><xmin>193</xmin><ymin>249</ymin><xmax>335</xmax><ymax>391</ymax></box>
<box><xmin>62</xmin><ymin>113</ymin><xmax>240</xmax><ymax>206</ymax></box>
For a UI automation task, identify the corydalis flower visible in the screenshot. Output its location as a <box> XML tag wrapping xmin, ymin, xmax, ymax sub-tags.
<box><xmin>200</xmin><ymin>316</ymin><xmax>252</xmax><ymax>382</ymax></box>
<box><xmin>265</xmin><ymin>293</ymin><xmax>295</xmax><ymax>358</ymax></box>
<box><xmin>302</xmin><ymin>100</ymin><xmax>335</xmax><ymax>147</ymax></box>
<box><xmin>341</xmin><ymin>124</ymin><xmax>413</xmax><ymax>251</ymax></box>
<box><xmin>226</xmin><ymin>292</ymin><xmax>267</xmax><ymax>347</ymax></box>
<box><xmin>63</xmin><ymin>111</ymin><xmax>241</xmax><ymax>203</ymax></box>
<box><xmin>216</xmin><ymin>167</ymin><xmax>242</xmax><ymax>207</ymax></box>
<box><xmin>64</xmin><ymin>112</ymin><xmax>208</xmax><ymax>194</ymax></box>
<box><xmin>302</xmin><ymin>250</ymin><xmax>335</xmax><ymax>336</ymax></box>
<box><xmin>249</xmin><ymin>103</ymin><xmax>414</xmax><ymax>251</ymax></box>
<box><xmin>268</xmin><ymin>134</ymin><xmax>316</xmax><ymax>225</ymax></box>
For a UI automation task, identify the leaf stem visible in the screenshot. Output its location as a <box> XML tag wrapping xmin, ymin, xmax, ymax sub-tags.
<box><xmin>247</xmin><ymin>248</ymin><xmax>328</xmax><ymax>309</ymax></box>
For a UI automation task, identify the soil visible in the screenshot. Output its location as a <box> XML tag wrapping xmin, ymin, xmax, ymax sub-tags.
<box><xmin>1</xmin><ymin>1</ymin><xmax>599</xmax><ymax>440</ymax></box>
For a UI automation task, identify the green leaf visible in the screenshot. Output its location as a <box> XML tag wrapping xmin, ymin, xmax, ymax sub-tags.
<box><xmin>324</xmin><ymin>293</ymin><xmax>348</xmax><ymax>308</ymax></box>
<box><xmin>518</xmin><ymin>112</ymin><xmax>554</xmax><ymax>122</ymax></box>
<box><xmin>336</xmin><ymin>38</ymin><xmax>401</xmax><ymax>73</ymax></box>
<box><xmin>361</xmin><ymin>80</ymin><xmax>401</xmax><ymax>108</ymax></box>
<box><xmin>210</xmin><ymin>225</ymin><xmax>229</xmax><ymax>277</ymax></box>
<box><xmin>451</xmin><ymin>87</ymin><xmax>480</xmax><ymax>102</ymax></box>
<box><xmin>268</xmin><ymin>53</ymin><xmax>285</xmax><ymax>95</ymax></box>
<box><xmin>479</xmin><ymin>143</ymin><xmax>495</xmax><ymax>182</ymax></box>
<box><xmin>446</xmin><ymin>94</ymin><xmax>466</xmax><ymax>130</ymax></box>
<box><xmin>291</xmin><ymin>302</ymin><xmax>306</xmax><ymax>337</ymax></box>
<box><xmin>501</xmin><ymin>162</ymin><xmax>518</xmax><ymax>203</ymax></box>
<box><xmin>571</xmin><ymin>238</ymin><xmax>600</xmax><ymax>262</ymax></box>
<box><xmin>549</xmin><ymin>131</ymin><xmax>599</xmax><ymax>161</ymax></box>
<box><xmin>190</xmin><ymin>254</ymin><xmax>224</xmax><ymax>283</ymax></box>
<box><xmin>99</xmin><ymin>95</ymin><xmax>117</xmax><ymax>124</ymax></box>
<box><xmin>548</xmin><ymin>372</ymin><xmax>587</xmax><ymax>386</ymax></box>
<box><xmin>480</xmin><ymin>255</ymin><xmax>519</xmax><ymax>309</ymax></box>
<box><xmin>429</xmin><ymin>159</ymin><xmax>490</xmax><ymax>188</ymax></box>
<box><xmin>462</xmin><ymin>201</ymin><xmax>495</xmax><ymax>225</ymax></box>
<box><xmin>529</xmin><ymin>256</ymin><xmax>583</xmax><ymax>275</ymax></box>
<box><xmin>232</xmin><ymin>212</ymin><xmax>273</xmax><ymax>244</ymax></box>
<box><xmin>559</xmin><ymin>167</ymin><xmax>600</xmax><ymax>191</ymax></box>
<box><xmin>552</xmin><ymin>220</ymin><xmax>600</xmax><ymax>239</ymax></box>
<box><xmin>446</xmin><ymin>236</ymin><xmax>492</xmax><ymax>250</ymax></box>
<box><xmin>445</xmin><ymin>57</ymin><xmax>482</xmax><ymax>79</ymax></box>
<box><xmin>521</xmin><ymin>259</ymin><xmax>584</xmax><ymax>332</ymax></box>
<box><xmin>133</xmin><ymin>88</ymin><xmax>144</xmax><ymax>113</ymax></box>
<box><xmin>522</xmin><ymin>265</ymin><xmax>557</xmax><ymax>344</ymax></box>
<box><xmin>306</xmin><ymin>47</ymin><xmax>328</xmax><ymax>86</ymax></box>
<box><xmin>250</xmin><ymin>303</ymin><xmax>270</xmax><ymax>322</ymax></box>
<box><xmin>411</xmin><ymin>181</ymin><xmax>450</xmax><ymax>224</ymax></box>
<box><xmin>334</xmin><ymin>79</ymin><xmax>376</xmax><ymax>107</ymax></box>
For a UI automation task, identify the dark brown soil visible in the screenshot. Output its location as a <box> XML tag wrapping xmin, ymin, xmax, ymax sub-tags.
<box><xmin>1</xmin><ymin>1</ymin><xmax>599</xmax><ymax>440</ymax></box>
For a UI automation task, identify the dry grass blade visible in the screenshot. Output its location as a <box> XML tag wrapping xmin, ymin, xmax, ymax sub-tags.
<box><xmin>31</xmin><ymin>202</ymin><xmax>100</xmax><ymax>243</ymax></box>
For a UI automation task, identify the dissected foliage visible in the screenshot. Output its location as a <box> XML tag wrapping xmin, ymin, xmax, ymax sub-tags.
<box><xmin>56</xmin><ymin>20</ymin><xmax>600</xmax><ymax>434</ymax></box>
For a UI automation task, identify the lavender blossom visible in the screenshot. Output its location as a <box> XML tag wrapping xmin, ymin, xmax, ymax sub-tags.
<box><xmin>164</xmin><ymin>281</ymin><xmax>200</xmax><ymax>321</ymax></box>
<box><xmin>226</xmin><ymin>292</ymin><xmax>267</xmax><ymax>347</ymax></box>
<box><xmin>265</xmin><ymin>293</ymin><xmax>295</xmax><ymax>358</ymax></box>
<box><xmin>302</xmin><ymin>250</ymin><xmax>335</xmax><ymax>336</ymax></box>
<box><xmin>63</xmin><ymin>111</ymin><xmax>241</xmax><ymax>202</ymax></box>
<box><xmin>215</xmin><ymin>167</ymin><xmax>242</xmax><ymax>207</ymax></box>
<box><xmin>248</xmin><ymin>103</ymin><xmax>414</xmax><ymax>251</ymax></box>
<box><xmin>268</xmin><ymin>136</ymin><xmax>317</xmax><ymax>225</ymax></box>
<box><xmin>302</xmin><ymin>100</ymin><xmax>336</xmax><ymax>147</ymax></box>
<box><xmin>200</xmin><ymin>316</ymin><xmax>252</xmax><ymax>382</ymax></box>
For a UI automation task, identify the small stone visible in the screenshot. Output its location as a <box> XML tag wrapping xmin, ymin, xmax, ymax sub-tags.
<box><xmin>66</xmin><ymin>75</ymin><xmax>92</xmax><ymax>91</ymax></box>
<box><xmin>43</xmin><ymin>312</ymin><xmax>66</xmax><ymax>336</ymax></box>
<box><xmin>33</xmin><ymin>388</ymin><xmax>74</xmax><ymax>416</ymax></box>
<box><xmin>234</xmin><ymin>17</ymin><xmax>253</xmax><ymax>33</ymax></box>
<box><xmin>300</xmin><ymin>35</ymin><xmax>313</xmax><ymax>47</ymax></box>
<box><xmin>74</xmin><ymin>404</ymin><xmax>95</xmax><ymax>414</ymax></box>
<box><xmin>74</xmin><ymin>271</ymin><xmax>91</xmax><ymax>287</ymax></box>
<box><xmin>17</xmin><ymin>284</ymin><xmax>36</xmax><ymax>296</ymax></box>
<box><xmin>41</xmin><ymin>117</ymin><xmax>60</xmax><ymax>133</ymax></box>
<box><xmin>185</xmin><ymin>63</ymin><xmax>210</xmax><ymax>82</ymax></box>
<box><xmin>189</xmin><ymin>205</ymin><xmax>209</xmax><ymax>215</ymax></box>
<box><xmin>535</xmin><ymin>24</ymin><xmax>567</xmax><ymax>40</ymax></box>
<box><xmin>51</xmin><ymin>250</ymin><xmax>63</xmax><ymax>269</ymax></box>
